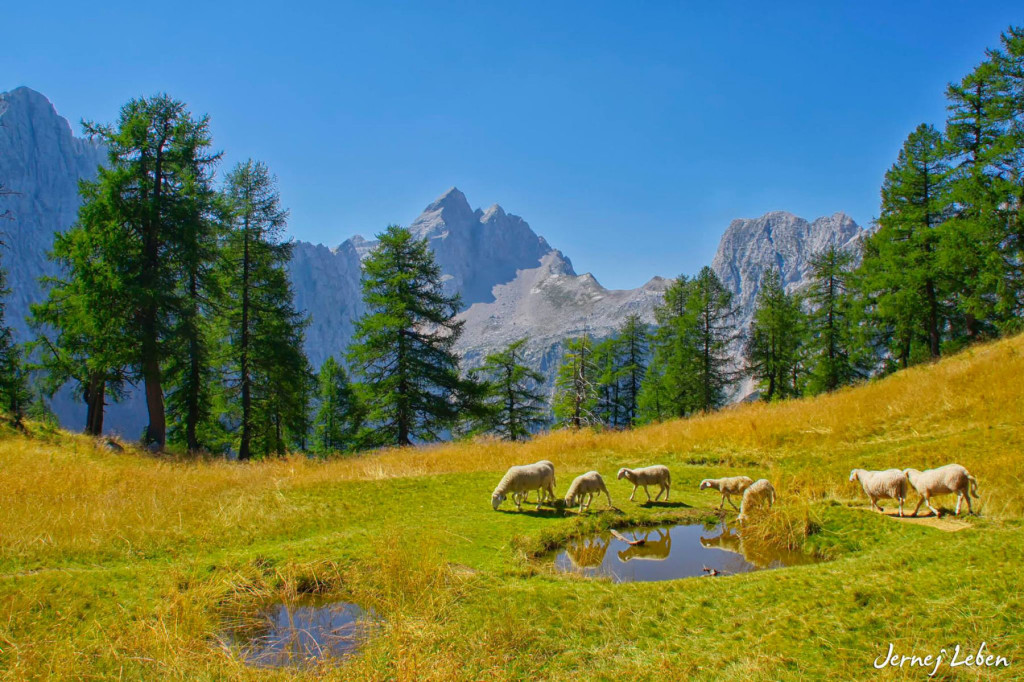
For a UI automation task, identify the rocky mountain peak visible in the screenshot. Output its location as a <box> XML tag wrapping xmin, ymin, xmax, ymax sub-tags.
<box><xmin>711</xmin><ymin>209</ymin><xmax>867</xmax><ymax>326</ymax></box>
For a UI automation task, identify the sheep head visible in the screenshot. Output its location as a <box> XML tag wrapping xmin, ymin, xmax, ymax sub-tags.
<box><xmin>699</xmin><ymin>479</ymin><xmax>714</xmax><ymax>490</ymax></box>
<box><xmin>491</xmin><ymin>492</ymin><xmax>505</xmax><ymax>510</ymax></box>
<box><xmin>617</xmin><ymin>468</ymin><xmax>629</xmax><ymax>480</ymax></box>
<box><xmin>849</xmin><ymin>469</ymin><xmax>860</xmax><ymax>483</ymax></box>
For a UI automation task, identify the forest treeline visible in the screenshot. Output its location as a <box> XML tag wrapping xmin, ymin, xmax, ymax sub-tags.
<box><xmin>0</xmin><ymin>26</ymin><xmax>1022</xmax><ymax>455</ymax></box>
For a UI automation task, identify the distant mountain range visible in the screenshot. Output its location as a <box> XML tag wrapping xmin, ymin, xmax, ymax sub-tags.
<box><xmin>0</xmin><ymin>86</ymin><xmax>868</xmax><ymax>436</ymax></box>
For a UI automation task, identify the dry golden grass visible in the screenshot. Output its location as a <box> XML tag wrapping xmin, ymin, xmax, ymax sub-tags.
<box><xmin>1</xmin><ymin>334</ymin><xmax>1023</xmax><ymax>680</ymax></box>
<box><xmin>2</xmin><ymin>333</ymin><xmax>1022</xmax><ymax>569</ymax></box>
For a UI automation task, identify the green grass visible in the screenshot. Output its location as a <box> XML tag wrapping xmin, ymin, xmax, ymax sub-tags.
<box><xmin>2</xmin><ymin>335</ymin><xmax>1024</xmax><ymax>679</ymax></box>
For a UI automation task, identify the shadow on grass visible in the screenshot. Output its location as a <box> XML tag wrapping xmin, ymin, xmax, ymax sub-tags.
<box><xmin>496</xmin><ymin>507</ymin><xmax>565</xmax><ymax>518</ymax></box>
<box><xmin>639</xmin><ymin>501</ymin><xmax>693</xmax><ymax>509</ymax></box>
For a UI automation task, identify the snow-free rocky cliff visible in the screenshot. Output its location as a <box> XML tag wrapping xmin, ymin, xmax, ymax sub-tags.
<box><xmin>1</xmin><ymin>87</ymin><xmax>866</xmax><ymax>435</ymax></box>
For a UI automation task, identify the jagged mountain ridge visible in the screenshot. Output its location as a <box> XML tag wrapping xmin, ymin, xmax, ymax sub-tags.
<box><xmin>0</xmin><ymin>86</ymin><xmax>867</xmax><ymax>434</ymax></box>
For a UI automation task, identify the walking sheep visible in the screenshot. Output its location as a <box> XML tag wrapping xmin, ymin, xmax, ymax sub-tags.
<box><xmin>849</xmin><ymin>468</ymin><xmax>909</xmax><ymax>517</ymax></box>
<box><xmin>698</xmin><ymin>476</ymin><xmax>754</xmax><ymax>510</ymax></box>
<box><xmin>491</xmin><ymin>460</ymin><xmax>557</xmax><ymax>511</ymax></box>
<box><xmin>617</xmin><ymin>465</ymin><xmax>671</xmax><ymax>503</ymax></box>
<box><xmin>565</xmin><ymin>471</ymin><xmax>613</xmax><ymax>513</ymax></box>
<box><xmin>737</xmin><ymin>479</ymin><xmax>775</xmax><ymax>522</ymax></box>
<box><xmin>904</xmin><ymin>464</ymin><xmax>980</xmax><ymax>517</ymax></box>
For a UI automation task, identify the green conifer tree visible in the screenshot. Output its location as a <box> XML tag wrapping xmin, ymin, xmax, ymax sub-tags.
<box><xmin>470</xmin><ymin>338</ymin><xmax>547</xmax><ymax>440</ymax></box>
<box><xmin>347</xmin><ymin>225</ymin><xmax>466</xmax><ymax>446</ymax></box>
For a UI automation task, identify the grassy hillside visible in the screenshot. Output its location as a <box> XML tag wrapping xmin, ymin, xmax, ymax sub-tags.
<box><xmin>1</xmin><ymin>335</ymin><xmax>1023</xmax><ymax>680</ymax></box>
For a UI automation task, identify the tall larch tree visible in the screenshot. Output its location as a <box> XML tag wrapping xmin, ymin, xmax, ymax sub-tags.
<box><xmin>860</xmin><ymin>124</ymin><xmax>952</xmax><ymax>364</ymax></box>
<box><xmin>31</xmin><ymin>215</ymin><xmax>133</xmax><ymax>435</ymax></box>
<box><xmin>689</xmin><ymin>266</ymin><xmax>740</xmax><ymax>412</ymax></box>
<box><xmin>471</xmin><ymin>338</ymin><xmax>547</xmax><ymax>440</ymax></box>
<box><xmin>77</xmin><ymin>95</ymin><xmax>218</xmax><ymax>448</ymax></box>
<box><xmin>744</xmin><ymin>268</ymin><xmax>804</xmax><ymax>400</ymax></box>
<box><xmin>805</xmin><ymin>246</ymin><xmax>867</xmax><ymax>393</ymax></box>
<box><xmin>221</xmin><ymin>160</ymin><xmax>312</xmax><ymax>458</ymax></box>
<box><xmin>313</xmin><ymin>356</ymin><xmax>362</xmax><ymax>454</ymax></box>
<box><xmin>639</xmin><ymin>275</ymin><xmax>698</xmax><ymax>421</ymax></box>
<box><xmin>347</xmin><ymin>225</ymin><xmax>466</xmax><ymax>446</ymax></box>
<box><xmin>552</xmin><ymin>333</ymin><xmax>597</xmax><ymax>429</ymax></box>
<box><xmin>615</xmin><ymin>314</ymin><xmax>648</xmax><ymax>427</ymax></box>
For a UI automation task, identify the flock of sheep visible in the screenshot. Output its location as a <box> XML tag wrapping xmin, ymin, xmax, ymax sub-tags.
<box><xmin>490</xmin><ymin>460</ymin><xmax>981</xmax><ymax>520</ymax></box>
<box><xmin>488</xmin><ymin>461</ymin><xmax>776</xmax><ymax>520</ymax></box>
<box><xmin>849</xmin><ymin>463</ymin><xmax>980</xmax><ymax>517</ymax></box>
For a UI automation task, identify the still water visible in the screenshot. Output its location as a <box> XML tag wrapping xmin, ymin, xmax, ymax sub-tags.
<box><xmin>552</xmin><ymin>522</ymin><xmax>817</xmax><ymax>582</ymax></box>
<box><xmin>222</xmin><ymin>597</ymin><xmax>371</xmax><ymax>668</ymax></box>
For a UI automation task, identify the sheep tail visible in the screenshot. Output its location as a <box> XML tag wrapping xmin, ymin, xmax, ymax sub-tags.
<box><xmin>968</xmin><ymin>474</ymin><xmax>980</xmax><ymax>499</ymax></box>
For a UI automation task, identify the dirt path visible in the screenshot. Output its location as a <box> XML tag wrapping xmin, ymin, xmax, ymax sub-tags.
<box><xmin>853</xmin><ymin>505</ymin><xmax>973</xmax><ymax>532</ymax></box>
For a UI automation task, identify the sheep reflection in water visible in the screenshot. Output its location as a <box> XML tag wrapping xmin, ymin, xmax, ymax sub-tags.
<box><xmin>616</xmin><ymin>527</ymin><xmax>672</xmax><ymax>563</ymax></box>
<box><xmin>553</xmin><ymin>523</ymin><xmax>819</xmax><ymax>582</ymax></box>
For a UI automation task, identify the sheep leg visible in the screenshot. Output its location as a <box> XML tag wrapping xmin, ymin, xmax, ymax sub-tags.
<box><xmin>514</xmin><ymin>494</ymin><xmax>523</xmax><ymax>512</ymax></box>
<box><xmin>871</xmin><ymin>497</ymin><xmax>883</xmax><ymax>513</ymax></box>
<box><xmin>955</xmin><ymin>493</ymin><xmax>963</xmax><ymax>516</ymax></box>
<box><xmin>536</xmin><ymin>487</ymin><xmax>543</xmax><ymax>511</ymax></box>
<box><xmin>629</xmin><ymin>485</ymin><xmax>637</xmax><ymax>502</ymax></box>
<box><xmin>726</xmin><ymin>495</ymin><xmax>740</xmax><ymax>511</ymax></box>
<box><xmin>655</xmin><ymin>485</ymin><xmax>665</xmax><ymax>502</ymax></box>
<box><xmin>924</xmin><ymin>496</ymin><xmax>941</xmax><ymax>517</ymax></box>
<box><xmin>897</xmin><ymin>497</ymin><xmax>904</xmax><ymax>518</ymax></box>
<box><xmin>965</xmin><ymin>490</ymin><xmax>974</xmax><ymax>515</ymax></box>
<box><xmin>910</xmin><ymin>496</ymin><xmax>924</xmax><ymax>517</ymax></box>
<box><xmin>604</xmin><ymin>488</ymin><xmax>613</xmax><ymax>508</ymax></box>
<box><xmin>644</xmin><ymin>486</ymin><xmax>652</xmax><ymax>502</ymax></box>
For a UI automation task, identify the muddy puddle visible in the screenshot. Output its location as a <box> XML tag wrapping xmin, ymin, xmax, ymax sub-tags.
<box><xmin>222</xmin><ymin>596</ymin><xmax>372</xmax><ymax>668</ymax></box>
<box><xmin>552</xmin><ymin>522</ymin><xmax>818</xmax><ymax>582</ymax></box>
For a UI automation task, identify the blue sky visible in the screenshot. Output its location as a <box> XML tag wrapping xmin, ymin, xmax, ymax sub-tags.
<box><xmin>3</xmin><ymin>1</ymin><xmax>1021</xmax><ymax>288</ymax></box>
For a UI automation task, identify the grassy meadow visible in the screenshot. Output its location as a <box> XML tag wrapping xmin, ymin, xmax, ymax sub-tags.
<box><xmin>1</xmin><ymin>335</ymin><xmax>1023</xmax><ymax>680</ymax></box>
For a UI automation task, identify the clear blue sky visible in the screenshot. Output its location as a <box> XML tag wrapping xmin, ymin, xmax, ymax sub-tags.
<box><xmin>3</xmin><ymin>1</ymin><xmax>1021</xmax><ymax>288</ymax></box>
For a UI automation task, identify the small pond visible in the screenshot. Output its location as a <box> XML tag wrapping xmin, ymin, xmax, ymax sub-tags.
<box><xmin>552</xmin><ymin>522</ymin><xmax>818</xmax><ymax>582</ymax></box>
<box><xmin>222</xmin><ymin>597</ymin><xmax>371</xmax><ymax>668</ymax></box>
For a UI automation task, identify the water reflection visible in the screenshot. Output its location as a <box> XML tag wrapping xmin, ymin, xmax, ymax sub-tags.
<box><xmin>553</xmin><ymin>522</ymin><xmax>817</xmax><ymax>582</ymax></box>
<box><xmin>223</xmin><ymin>597</ymin><xmax>371</xmax><ymax>668</ymax></box>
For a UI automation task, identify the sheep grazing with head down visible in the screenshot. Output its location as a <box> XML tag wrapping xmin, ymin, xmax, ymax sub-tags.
<box><xmin>737</xmin><ymin>479</ymin><xmax>776</xmax><ymax>522</ymax></box>
<box><xmin>904</xmin><ymin>464</ymin><xmax>980</xmax><ymax>517</ymax></box>
<box><xmin>698</xmin><ymin>476</ymin><xmax>754</xmax><ymax>510</ymax></box>
<box><xmin>565</xmin><ymin>471</ymin><xmax>613</xmax><ymax>513</ymax></box>
<box><xmin>849</xmin><ymin>468</ymin><xmax>909</xmax><ymax>517</ymax></box>
<box><xmin>491</xmin><ymin>460</ymin><xmax>557</xmax><ymax>511</ymax></box>
<box><xmin>617</xmin><ymin>465</ymin><xmax>671</xmax><ymax>502</ymax></box>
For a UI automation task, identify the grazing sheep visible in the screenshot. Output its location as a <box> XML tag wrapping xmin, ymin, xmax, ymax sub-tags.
<box><xmin>564</xmin><ymin>471</ymin><xmax>613</xmax><ymax>513</ymax></box>
<box><xmin>698</xmin><ymin>476</ymin><xmax>754</xmax><ymax>510</ymax></box>
<box><xmin>617</xmin><ymin>465</ymin><xmax>671</xmax><ymax>503</ymax></box>
<box><xmin>737</xmin><ymin>479</ymin><xmax>775</xmax><ymax>522</ymax></box>
<box><xmin>491</xmin><ymin>460</ymin><xmax>557</xmax><ymax>511</ymax></box>
<box><xmin>849</xmin><ymin>468</ymin><xmax>909</xmax><ymax>517</ymax></box>
<box><xmin>904</xmin><ymin>464</ymin><xmax>980</xmax><ymax>517</ymax></box>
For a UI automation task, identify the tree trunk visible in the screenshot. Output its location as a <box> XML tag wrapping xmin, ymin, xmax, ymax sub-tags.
<box><xmin>925</xmin><ymin>279</ymin><xmax>941</xmax><ymax>358</ymax></box>
<box><xmin>185</xmin><ymin>273</ymin><xmax>201</xmax><ymax>452</ymax></box>
<box><xmin>84</xmin><ymin>374</ymin><xmax>105</xmax><ymax>436</ymax></box>
<box><xmin>239</xmin><ymin>215</ymin><xmax>252</xmax><ymax>460</ymax></box>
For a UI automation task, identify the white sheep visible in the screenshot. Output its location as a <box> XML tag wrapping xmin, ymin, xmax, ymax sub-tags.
<box><xmin>849</xmin><ymin>468</ymin><xmax>909</xmax><ymax>517</ymax></box>
<box><xmin>737</xmin><ymin>479</ymin><xmax>776</xmax><ymax>522</ymax></box>
<box><xmin>698</xmin><ymin>476</ymin><xmax>754</xmax><ymax>510</ymax></box>
<box><xmin>564</xmin><ymin>471</ymin><xmax>613</xmax><ymax>513</ymax></box>
<box><xmin>904</xmin><ymin>464</ymin><xmax>980</xmax><ymax>517</ymax></box>
<box><xmin>491</xmin><ymin>460</ymin><xmax>557</xmax><ymax>511</ymax></box>
<box><xmin>617</xmin><ymin>465</ymin><xmax>671</xmax><ymax>502</ymax></box>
